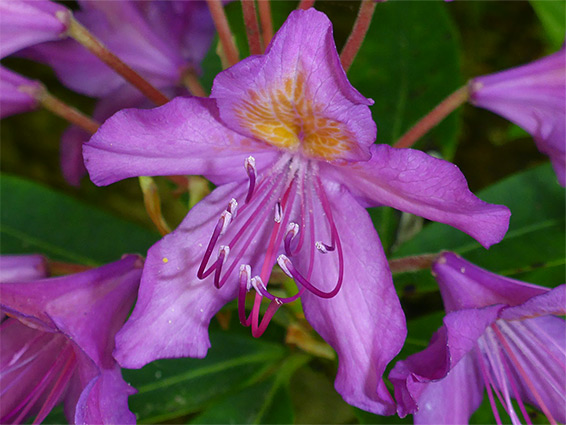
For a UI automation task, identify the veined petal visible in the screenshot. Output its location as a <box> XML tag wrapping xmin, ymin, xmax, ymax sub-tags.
<box><xmin>0</xmin><ymin>254</ymin><xmax>47</xmax><ymax>283</ymax></box>
<box><xmin>412</xmin><ymin>353</ymin><xmax>485</xmax><ymax>425</ymax></box>
<box><xmin>114</xmin><ymin>182</ymin><xmax>275</xmax><ymax>367</ymax></box>
<box><xmin>0</xmin><ymin>0</ymin><xmax>69</xmax><ymax>58</ymax></box>
<box><xmin>60</xmin><ymin>126</ymin><xmax>89</xmax><ymax>186</ymax></box>
<box><xmin>433</xmin><ymin>252</ymin><xmax>550</xmax><ymax>313</ymax></box>
<box><xmin>74</xmin><ymin>366</ymin><xmax>136</xmax><ymax>425</ymax></box>
<box><xmin>299</xmin><ymin>183</ymin><xmax>405</xmax><ymax>415</ymax></box>
<box><xmin>324</xmin><ymin>144</ymin><xmax>510</xmax><ymax>248</ymax></box>
<box><xmin>389</xmin><ymin>306</ymin><xmax>501</xmax><ymax>417</ymax></box>
<box><xmin>212</xmin><ymin>9</ymin><xmax>376</xmax><ymax>162</ymax></box>
<box><xmin>83</xmin><ymin>97</ymin><xmax>279</xmax><ymax>186</ymax></box>
<box><xmin>501</xmin><ymin>284</ymin><xmax>565</xmax><ymax>320</ymax></box>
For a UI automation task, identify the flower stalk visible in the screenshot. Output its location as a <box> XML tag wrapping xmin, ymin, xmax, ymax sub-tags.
<box><xmin>241</xmin><ymin>0</ymin><xmax>263</xmax><ymax>55</ymax></box>
<box><xmin>139</xmin><ymin>176</ymin><xmax>172</xmax><ymax>236</ymax></box>
<box><xmin>298</xmin><ymin>0</ymin><xmax>315</xmax><ymax>10</ymax></box>
<box><xmin>182</xmin><ymin>68</ymin><xmax>208</xmax><ymax>97</ymax></box>
<box><xmin>65</xmin><ymin>15</ymin><xmax>169</xmax><ymax>106</ymax></box>
<box><xmin>394</xmin><ymin>85</ymin><xmax>469</xmax><ymax>149</ymax></box>
<box><xmin>389</xmin><ymin>254</ymin><xmax>438</xmax><ymax>273</ymax></box>
<box><xmin>257</xmin><ymin>0</ymin><xmax>274</xmax><ymax>50</ymax></box>
<box><xmin>33</xmin><ymin>87</ymin><xmax>100</xmax><ymax>134</ymax></box>
<box><xmin>206</xmin><ymin>0</ymin><xmax>240</xmax><ymax>67</ymax></box>
<box><xmin>340</xmin><ymin>0</ymin><xmax>377</xmax><ymax>72</ymax></box>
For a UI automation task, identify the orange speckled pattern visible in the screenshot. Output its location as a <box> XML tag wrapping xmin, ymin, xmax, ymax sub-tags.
<box><xmin>234</xmin><ymin>72</ymin><xmax>356</xmax><ymax>160</ymax></box>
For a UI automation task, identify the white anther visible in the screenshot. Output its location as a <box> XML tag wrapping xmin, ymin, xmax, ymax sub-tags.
<box><xmin>250</xmin><ymin>276</ymin><xmax>267</xmax><ymax>293</ymax></box>
<box><xmin>239</xmin><ymin>264</ymin><xmax>252</xmax><ymax>291</ymax></box>
<box><xmin>228</xmin><ymin>198</ymin><xmax>238</xmax><ymax>217</ymax></box>
<box><xmin>286</xmin><ymin>222</ymin><xmax>299</xmax><ymax>238</ymax></box>
<box><xmin>245</xmin><ymin>156</ymin><xmax>256</xmax><ymax>175</ymax></box>
<box><xmin>274</xmin><ymin>202</ymin><xmax>282</xmax><ymax>223</ymax></box>
<box><xmin>218</xmin><ymin>245</ymin><xmax>230</xmax><ymax>264</ymax></box>
<box><xmin>219</xmin><ymin>211</ymin><xmax>232</xmax><ymax>235</ymax></box>
<box><xmin>275</xmin><ymin>298</ymin><xmax>283</xmax><ymax>305</ymax></box>
<box><xmin>315</xmin><ymin>241</ymin><xmax>329</xmax><ymax>254</ymax></box>
<box><xmin>277</xmin><ymin>254</ymin><xmax>293</xmax><ymax>278</ymax></box>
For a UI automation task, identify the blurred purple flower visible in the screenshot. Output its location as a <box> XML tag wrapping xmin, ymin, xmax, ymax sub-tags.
<box><xmin>0</xmin><ymin>0</ymin><xmax>70</xmax><ymax>59</ymax></box>
<box><xmin>84</xmin><ymin>9</ymin><xmax>510</xmax><ymax>415</ymax></box>
<box><xmin>390</xmin><ymin>252</ymin><xmax>565</xmax><ymax>424</ymax></box>
<box><xmin>0</xmin><ymin>66</ymin><xmax>42</xmax><ymax>118</ymax></box>
<box><xmin>2</xmin><ymin>0</ymin><xmax>216</xmax><ymax>185</ymax></box>
<box><xmin>469</xmin><ymin>46</ymin><xmax>566</xmax><ymax>186</ymax></box>
<box><xmin>0</xmin><ymin>255</ymin><xmax>143</xmax><ymax>424</ymax></box>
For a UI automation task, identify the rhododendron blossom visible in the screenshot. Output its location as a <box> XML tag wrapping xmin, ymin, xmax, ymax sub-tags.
<box><xmin>84</xmin><ymin>8</ymin><xmax>510</xmax><ymax>415</ymax></box>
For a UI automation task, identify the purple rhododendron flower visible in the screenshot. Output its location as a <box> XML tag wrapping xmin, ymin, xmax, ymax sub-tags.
<box><xmin>390</xmin><ymin>252</ymin><xmax>565</xmax><ymax>424</ymax></box>
<box><xmin>21</xmin><ymin>0</ymin><xmax>216</xmax><ymax>185</ymax></box>
<box><xmin>469</xmin><ymin>46</ymin><xmax>566</xmax><ymax>186</ymax></box>
<box><xmin>0</xmin><ymin>66</ymin><xmax>42</xmax><ymax>118</ymax></box>
<box><xmin>0</xmin><ymin>255</ymin><xmax>143</xmax><ymax>424</ymax></box>
<box><xmin>0</xmin><ymin>0</ymin><xmax>70</xmax><ymax>59</ymax></box>
<box><xmin>83</xmin><ymin>9</ymin><xmax>510</xmax><ymax>414</ymax></box>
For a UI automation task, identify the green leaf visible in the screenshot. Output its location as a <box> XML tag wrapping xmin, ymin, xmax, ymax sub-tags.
<box><xmin>348</xmin><ymin>1</ymin><xmax>462</xmax><ymax>160</ymax></box>
<box><xmin>123</xmin><ymin>331</ymin><xmax>288</xmax><ymax>424</ymax></box>
<box><xmin>393</xmin><ymin>164</ymin><xmax>566</xmax><ymax>289</ymax></box>
<box><xmin>0</xmin><ymin>174</ymin><xmax>159</xmax><ymax>265</ymax></box>
<box><xmin>188</xmin><ymin>354</ymin><xmax>309</xmax><ymax>424</ymax></box>
<box><xmin>530</xmin><ymin>1</ymin><xmax>566</xmax><ymax>50</ymax></box>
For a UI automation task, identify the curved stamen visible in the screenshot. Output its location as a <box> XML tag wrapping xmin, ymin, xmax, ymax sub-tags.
<box><xmin>213</xmin><ymin>246</ymin><xmax>230</xmax><ymax>288</ymax></box>
<box><xmin>274</xmin><ymin>201</ymin><xmax>282</xmax><ymax>223</ymax></box>
<box><xmin>245</xmin><ymin>156</ymin><xmax>257</xmax><ymax>203</ymax></box>
<box><xmin>238</xmin><ymin>265</ymin><xmax>252</xmax><ymax>325</ymax></box>
<box><xmin>315</xmin><ymin>241</ymin><xmax>334</xmax><ymax>254</ymax></box>
<box><xmin>250</xmin><ymin>275</ymin><xmax>305</xmax><ymax>304</ymax></box>
<box><xmin>284</xmin><ymin>222</ymin><xmax>299</xmax><ymax>256</ymax></box>
<box><xmin>197</xmin><ymin>209</ymin><xmax>232</xmax><ymax>279</ymax></box>
<box><xmin>228</xmin><ymin>198</ymin><xmax>238</xmax><ymax>217</ymax></box>
<box><xmin>277</xmin><ymin>254</ymin><xmax>342</xmax><ymax>299</ymax></box>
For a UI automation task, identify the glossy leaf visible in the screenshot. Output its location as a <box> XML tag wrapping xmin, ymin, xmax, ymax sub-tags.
<box><xmin>348</xmin><ymin>1</ymin><xmax>462</xmax><ymax>159</ymax></box>
<box><xmin>0</xmin><ymin>174</ymin><xmax>159</xmax><ymax>265</ymax></box>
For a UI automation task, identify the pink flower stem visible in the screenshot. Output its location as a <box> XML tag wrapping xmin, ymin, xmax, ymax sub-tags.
<box><xmin>298</xmin><ymin>0</ymin><xmax>315</xmax><ymax>10</ymax></box>
<box><xmin>257</xmin><ymin>0</ymin><xmax>274</xmax><ymax>49</ymax></box>
<box><xmin>389</xmin><ymin>254</ymin><xmax>438</xmax><ymax>273</ymax></box>
<box><xmin>32</xmin><ymin>87</ymin><xmax>99</xmax><ymax>134</ymax></box>
<box><xmin>393</xmin><ymin>85</ymin><xmax>469</xmax><ymax>149</ymax></box>
<box><xmin>340</xmin><ymin>0</ymin><xmax>377</xmax><ymax>72</ymax></box>
<box><xmin>206</xmin><ymin>0</ymin><xmax>240</xmax><ymax>67</ymax></box>
<box><xmin>241</xmin><ymin>0</ymin><xmax>263</xmax><ymax>55</ymax></box>
<box><xmin>66</xmin><ymin>15</ymin><xmax>169</xmax><ymax>106</ymax></box>
<box><xmin>181</xmin><ymin>67</ymin><xmax>208</xmax><ymax>97</ymax></box>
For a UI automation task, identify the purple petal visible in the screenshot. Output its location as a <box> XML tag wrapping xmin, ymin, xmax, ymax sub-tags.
<box><xmin>501</xmin><ymin>284</ymin><xmax>565</xmax><ymax>320</ymax></box>
<box><xmin>0</xmin><ymin>255</ymin><xmax>143</xmax><ymax>367</ymax></box>
<box><xmin>114</xmin><ymin>182</ymin><xmax>275</xmax><ymax>367</ymax></box>
<box><xmin>390</xmin><ymin>306</ymin><xmax>500</xmax><ymax>417</ymax></box>
<box><xmin>0</xmin><ymin>254</ymin><xmax>47</xmax><ymax>283</ymax></box>
<box><xmin>0</xmin><ymin>66</ymin><xmax>40</xmax><ymax>118</ymax></box>
<box><xmin>432</xmin><ymin>252</ymin><xmax>550</xmax><ymax>312</ymax></box>
<box><xmin>60</xmin><ymin>126</ymin><xmax>89</xmax><ymax>186</ymax></box>
<box><xmin>470</xmin><ymin>47</ymin><xmax>566</xmax><ymax>186</ymax></box>
<box><xmin>83</xmin><ymin>97</ymin><xmax>279</xmax><ymax>187</ymax></box>
<box><xmin>0</xmin><ymin>0</ymin><xmax>69</xmax><ymax>58</ymax></box>
<box><xmin>412</xmin><ymin>353</ymin><xmax>485</xmax><ymax>424</ymax></box>
<box><xmin>211</xmin><ymin>9</ymin><xmax>376</xmax><ymax>162</ymax></box>
<box><xmin>324</xmin><ymin>144</ymin><xmax>510</xmax><ymax>248</ymax></box>
<box><xmin>298</xmin><ymin>183</ymin><xmax>406</xmax><ymax>415</ymax></box>
<box><xmin>74</xmin><ymin>366</ymin><xmax>136</xmax><ymax>425</ymax></box>
<box><xmin>23</xmin><ymin>0</ymin><xmax>184</xmax><ymax>97</ymax></box>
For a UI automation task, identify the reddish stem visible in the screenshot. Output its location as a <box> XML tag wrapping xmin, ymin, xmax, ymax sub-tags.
<box><xmin>297</xmin><ymin>0</ymin><xmax>315</xmax><ymax>10</ymax></box>
<box><xmin>206</xmin><ymin>0</ymin><xmax>240</xmax><ymax>67</ymax></box>
<box><xmin>257</xmin><ymin>0</ymin><xmax>274</xmax><ymax>49</ymax></box>
<box><xmin>241</xmin><ymin>0</ymin><xmax>263</xmax><ymax>55</ymax></box>
<box><xmin>340</xmin><ymin>0</ymin><xmax>377</xmax><ymax>72</ymax></box>
<box><xmin>66</xmin><ymin>16</ymin><xmax>169</xmax><ymax>106</ymax></box>
<box><xmin>393</xmin><ymin>85</ymin><xmax>469</xmax><ymax>149</ymax></box>
<box><xmin>389</xmin><ymin>254</ymin><xmax>438</xmax><ymax>273</ymax></box>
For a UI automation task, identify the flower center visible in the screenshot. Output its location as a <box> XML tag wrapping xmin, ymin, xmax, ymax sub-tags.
<box><xmin>197</xmin><ymin>154</ymin><xmax>344</xmax><ymax>336</ymax></box>
<box><xmin>234</xmin><ymin>72</ymin><xmax>357</xmax><ymax>161</ymax></box>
